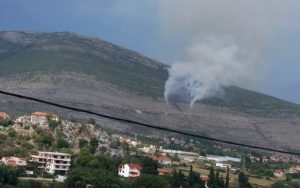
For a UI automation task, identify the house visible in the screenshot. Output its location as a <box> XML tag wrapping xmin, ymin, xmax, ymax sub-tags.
<box><xmin>157</xmin><ymin>168</ymin><xmax>171</xmax><ymax>175</ymax></box>
<box><xmin>172</xmin><ymin>161</ymin><xmax>180</xmax><ymax>166</ymax></box>
<box><xmin>16</xmin><ymin>115</ymin><xmax>31</xmax><ymax>125</ymax></box>
<box><xmin>0</xmin><ymin>112</ymin><xmax>10</xmax><ymax>119</ymax></box>
<box><xmin>118</xmin><ymin>163</ymin><xmax>142</xmax><ymax>178</ymax></box>
<box><xmin>1</xmin><ymin>157</ymin><xmax>27</xmax><ymax>167</ymax></box>
<box><xmin>200</xmin><ymin>175</ymin><xmax>209</xmax><ymax>182</ymax></box>
<box><xmin>153</xmin><ymin>156</ymin><xmax>172</xmax><ymax>166</ymax></box>
<box><xmin>31</xmin><ymin>151</ymin><xmax>71</xmax><ymax>175</ymax></box>
<box><xmin>31</xmin><ymin>112</ymin><xmax>49</xmax><ymax>127</ymax></box>
<box><xmin>288</xmin><ymin>167</ymin><xmax>298</xmax><ymax>174</ymax></box>
<box><xmin>216</xmin><ymin>163</ymin><xmax>231</xmax><ymax>169</ymax></box>
<box><xmin>273</xmin><ymin>169</ymin><xmax>284</xmax><ymax>178</ymax></box>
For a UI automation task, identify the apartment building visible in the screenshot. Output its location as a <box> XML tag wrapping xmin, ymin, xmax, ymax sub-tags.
<box><xmin>31</xmin><ymin>151</ymin><xmax>71</xmax><ymax>175</ymax></box>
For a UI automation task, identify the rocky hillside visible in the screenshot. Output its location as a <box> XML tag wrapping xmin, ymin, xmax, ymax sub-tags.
<box><xmin>0</xmin><ymin>31</ymin><xmax>299</xmax><ymax>152</ymax></box>
<box><xmin>0</xmin><ymin>119</ymin><xmax>125</xmax><ymax>158</ymax></box>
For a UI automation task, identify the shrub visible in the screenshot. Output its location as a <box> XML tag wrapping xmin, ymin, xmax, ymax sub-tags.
<box><xmin>0</xmin><ymin>134</ymin><xmax>7</xmax><ymax>144</ymax></box>
<box><xmin>57</xmin><ymin>138</ymin><xmax>70</xmax><ymax>149</ymax></box>
<box><xmin>21</xmin><ymin>140</ymin><xmax>34</xmax><ymax>150</ymax></box>
<box><xmin>49</xmin><ymin>120</ymin><xmax>60</xmax><ymax>131</ymax></box>
<box><xmin>35</xmin><ymin>131</ymin><xmax>54</xmax><ymax>147</ymax></box>
<box><xmin>7</xmin><ymin>129</ymin><xmax>16</xmax><ymax>137</ymax></box>
<box><xmin>0</xmin><ymin>119</ymin><xmax>12</xmax><ymax>127</ymax></box>
<box><xmin>79</xmin><ymin>139</ymin><xmax>89</xmax><ymax>148</ymax></box>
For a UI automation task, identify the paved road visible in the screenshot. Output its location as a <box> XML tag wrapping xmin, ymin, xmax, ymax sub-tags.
<box><xmin>19</xmin><ymin>177</ymin><xmax>53</xmax><ymax>182</ymax></box>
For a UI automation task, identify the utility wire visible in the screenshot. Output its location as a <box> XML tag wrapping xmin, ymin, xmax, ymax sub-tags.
<box><xmin>0</xmin><ymin>89</ymin><xmax>299</xmax><ymax>156</ymax></box>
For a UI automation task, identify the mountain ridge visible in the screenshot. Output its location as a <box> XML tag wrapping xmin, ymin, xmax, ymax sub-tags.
<box><xmin>0</xmin><ymin>31</ymin><xmax>299</xmax><ymax>151</ymax></box>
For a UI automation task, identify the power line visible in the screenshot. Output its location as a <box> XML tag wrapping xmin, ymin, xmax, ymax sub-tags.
<box><xmin>0</xmin><ymin>89</ymin><xmax>299</xmax><ymax>156</ymax></box>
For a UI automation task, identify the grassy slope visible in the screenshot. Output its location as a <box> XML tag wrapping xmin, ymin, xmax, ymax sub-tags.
<box><xmin>0</xmin><ymin>32</ymin><xmax>168</xmax><ymax>98</ymax></box>
<box><xmin>0</xmin><ymin>31</ymin><xmax>300</xmax><ymax>114</ymax></box>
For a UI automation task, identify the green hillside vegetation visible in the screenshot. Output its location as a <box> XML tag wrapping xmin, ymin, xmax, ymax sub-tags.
<box><xmin>0</xmin><ymin>31</ymin><xmax>168</xmax><ymax>98</ymax></box>
<box><xmin>0</xmin><ymin>31</ymin><xmax>300</xmax><ymax>114</ymax></box>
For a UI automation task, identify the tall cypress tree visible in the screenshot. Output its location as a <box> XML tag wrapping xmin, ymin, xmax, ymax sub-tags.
<box><xmin>208</xmin><ymin>167</ymin><xmax>216</xmax><ymax>187</ymax></box>
<box><xmin>226</xmin><ymin>167</ymin><xmax>230</xmax><ymax>188</ymax></box>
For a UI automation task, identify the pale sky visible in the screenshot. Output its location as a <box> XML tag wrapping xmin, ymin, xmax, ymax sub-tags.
<box><xmin>1</xmin><ymin>0</ymin><xmax>300</xmax><ymax>103</ymax></box>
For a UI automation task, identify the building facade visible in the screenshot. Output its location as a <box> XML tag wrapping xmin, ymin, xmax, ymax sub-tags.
<box><xmin>153</xmin><ymin>156</ymin><xmax>172</xmax><ymax>166</ymax></box>
<box><xmin>31</xmin><ymin>112</ymin><xmax>49</xmax><ymax>127</ymax></box>
<box><xmin>31</xmin><ymin>151</ymin><xmax>71</xmax><ymax>175</ymax></box>
<box><xmin>1</xmin><ymin>157</ymin><xmax>27</xmax><ymax>167</ymax></box>
<box><xmin>118</xmin><ymin>163</ymin><xmax>142</xmax><ymax>178</ymax></box>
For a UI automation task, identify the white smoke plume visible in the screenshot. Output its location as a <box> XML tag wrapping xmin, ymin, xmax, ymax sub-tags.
<box><xmin>165</xmin><ymin>38</ymin><xmax>249</xmax><ymax>106</ymax></box>
<box><xmin>159</xmin><ymin>0</ymin><xmax>297</xmax><ymax>106</ymax></box>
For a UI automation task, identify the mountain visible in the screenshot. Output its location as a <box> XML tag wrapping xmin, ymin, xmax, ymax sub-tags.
<box><xmin>0</xmin><ymin>31</ymin><xmax>299</xmax><ymax>152</ymax></box>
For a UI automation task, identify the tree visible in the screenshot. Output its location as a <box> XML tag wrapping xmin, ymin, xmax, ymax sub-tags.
<box><xmin>0</xmin><ymin>165</ymin><xmax>19</xmax><ymax>186</ymax></box>
<box><xmin>187</xmin><ymin>165</ymin><xmax>205</xmax><ymax>188</ymax></box>
<box><xmin>0</xmin><ymin>119</ymin><xmax>12</xmax><ymax>127</ymax></box>
<box><xmin>140</xmin><ymin>157</ymin><xmax>158</xmax><ymax>175</ymax></box>
<box><xmin>132</xmin><ymin>174</ymin><xmax>171</xmax><ymax>188</ymax></box>
<box><xmin>7</xmin><ymin>129</ymin><xmax>16</xmax><ymax>137</ymax></box>
<box><xmin>90</xmin><ymin>137</ymin><xmax>98</xmax><ymax>154</ymax></box>
<box><xmin>226</xmin><ymin>167</ymin><xmax>230</xmax><ymax>188</ymax></box>
<box><xmin>57</xmin><ymin>138</ymin><xmax>70</xmax><ymax>149</ymax></box>
<box><xmin>208</xmin><ymin>167</ymin><xmax>216</xmax><ymax>187</ymax></box>
<box><xmin>171</xmin><ymin>170</ymin><xmax>187</xmax><ymax>188</ymax></box>
<box><xmin>238</xmin><ymin>172</ymin><xmax>252</xmax><ymax>188</ymax></box>
<box><xmin>49</xmin><ymin>120</ymin><xmax>60</xmax><ymax>131</ymax></box>
<box><xmin>79</xmin><ymin>139</ymin><xmax>89</xmax><ymax>148</ymax></box>
<box><xmin>36</xmin><ymin>131</ymin><xmax>54</xmax><ymax>147</ymax></box>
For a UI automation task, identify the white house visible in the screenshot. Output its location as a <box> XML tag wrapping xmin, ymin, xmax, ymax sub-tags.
<box><xmin>216</xmin><ymin>162</ymin><xmax>231</xmax><ymax>169</ymax></box>
<box><xmin>118</xmin><ymin>163</ymin><xmax>142</xmax><ymax>178</ymax></box>
<box><xmin>273</xmin><ymin>169</ymin><xmax>284</xmax><ymax>178</ymax></box>
<box><xmin>31</xmin><ymin>112</ymin><xmax>49</xmax><ymax>128</ymax></box>
<box><xmin>1</xmin><ymin>157</ymin><xmax>27</xmax><ymax>167</ymax></box>
<box><xmin>153</xmin><ymin>156</ymin><xmax>172</xmax><ymax>166</ymax></box>
<box><xmin>16</xmin><ymin>115</ymin><xmax>31</xmax><ymax>125</ymax></box>
<box><xmin>31</xmin><ymin>151</ymin><xmax>71</xmax><ymax>175</ymax></box>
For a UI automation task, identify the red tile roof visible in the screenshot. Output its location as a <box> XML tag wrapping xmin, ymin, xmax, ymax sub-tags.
<box><xmin>0</xmin><ymin>112</ymin><xmax>9</xmax><ymax>119</ymax></box>
<box><xmin>274</xmin><ymin>169</ymin><xmax>283</xmax><ymax>174</ymax></box>
<box><xmin>153</xmin><ymin>156</ymin><xmax>171</xmax><ymax>161</ymax></box>
<box><xmin>2</xmin><ymin>157</ymin><xmax>27</xmax><ymax>167</ymax></box>
<box><xmin>157</xmin><ymin>168</ymin><xmax>171</xmax><ymax>174</ymax></box>
<box><xmin>127</xmin><ymin>163</ymin><xmax>142</xmax><ymax>171</ymax></box>
<box><xmin>32</xmin><ymin>112</ymin><xmax>48</xmax><ymax>116</ymax></box>
<box><xmin>200</xmin><ymin>175</ymin><xmax>209</xmax><ymax>182</ymax></box>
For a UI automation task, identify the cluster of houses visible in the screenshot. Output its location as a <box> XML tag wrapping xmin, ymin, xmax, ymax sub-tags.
<box><xmin>248</xmin><ymin>153</ymin><xmax>300</xmax><ymax>164</ymax></box>
<box><xmin>0</xmin><ymin>111</ymin><xmax>59</xmax><ymax>129</ymax></box>
<box><xmin>161</xmin><ymin>136</ymin><xmax>195</xmax><ymax>148</ymax></box>
<box><xmin>273</xmin><ymin>165</ymin><xmax>300</xmax><ymax>178</ymax></box>
<box><xmin>2</xmin><ymin>110</ymin><xmax>300</xmax><ymax>184</ymax></box>
<box><xmin>17</xmin><ymin>111</ymin><xmax>59</xmax><ymax>128</ymax></box>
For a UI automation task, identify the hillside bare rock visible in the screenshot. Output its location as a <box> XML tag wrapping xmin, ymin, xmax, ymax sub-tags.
<box><xmin>0</xmin><ymin>31</ymin><xmax>299</xmax><ymax>152</ymax></box>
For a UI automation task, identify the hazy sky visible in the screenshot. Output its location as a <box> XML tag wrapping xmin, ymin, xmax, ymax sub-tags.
<box><xmin>0</xmin><ymin>0</ymin><xmax>300</xmax><ymax>103</ymax></box>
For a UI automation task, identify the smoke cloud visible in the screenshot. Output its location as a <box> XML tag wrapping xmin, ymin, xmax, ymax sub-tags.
<box><xmin>165</xmin><ymin>38</ymin><xmax>248</xmax><ymax>106</ymax></box>
<box><xmin>159</xmin><ymin>0</ymin><xmax>296</xmax><ymax>106</ymax></box>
